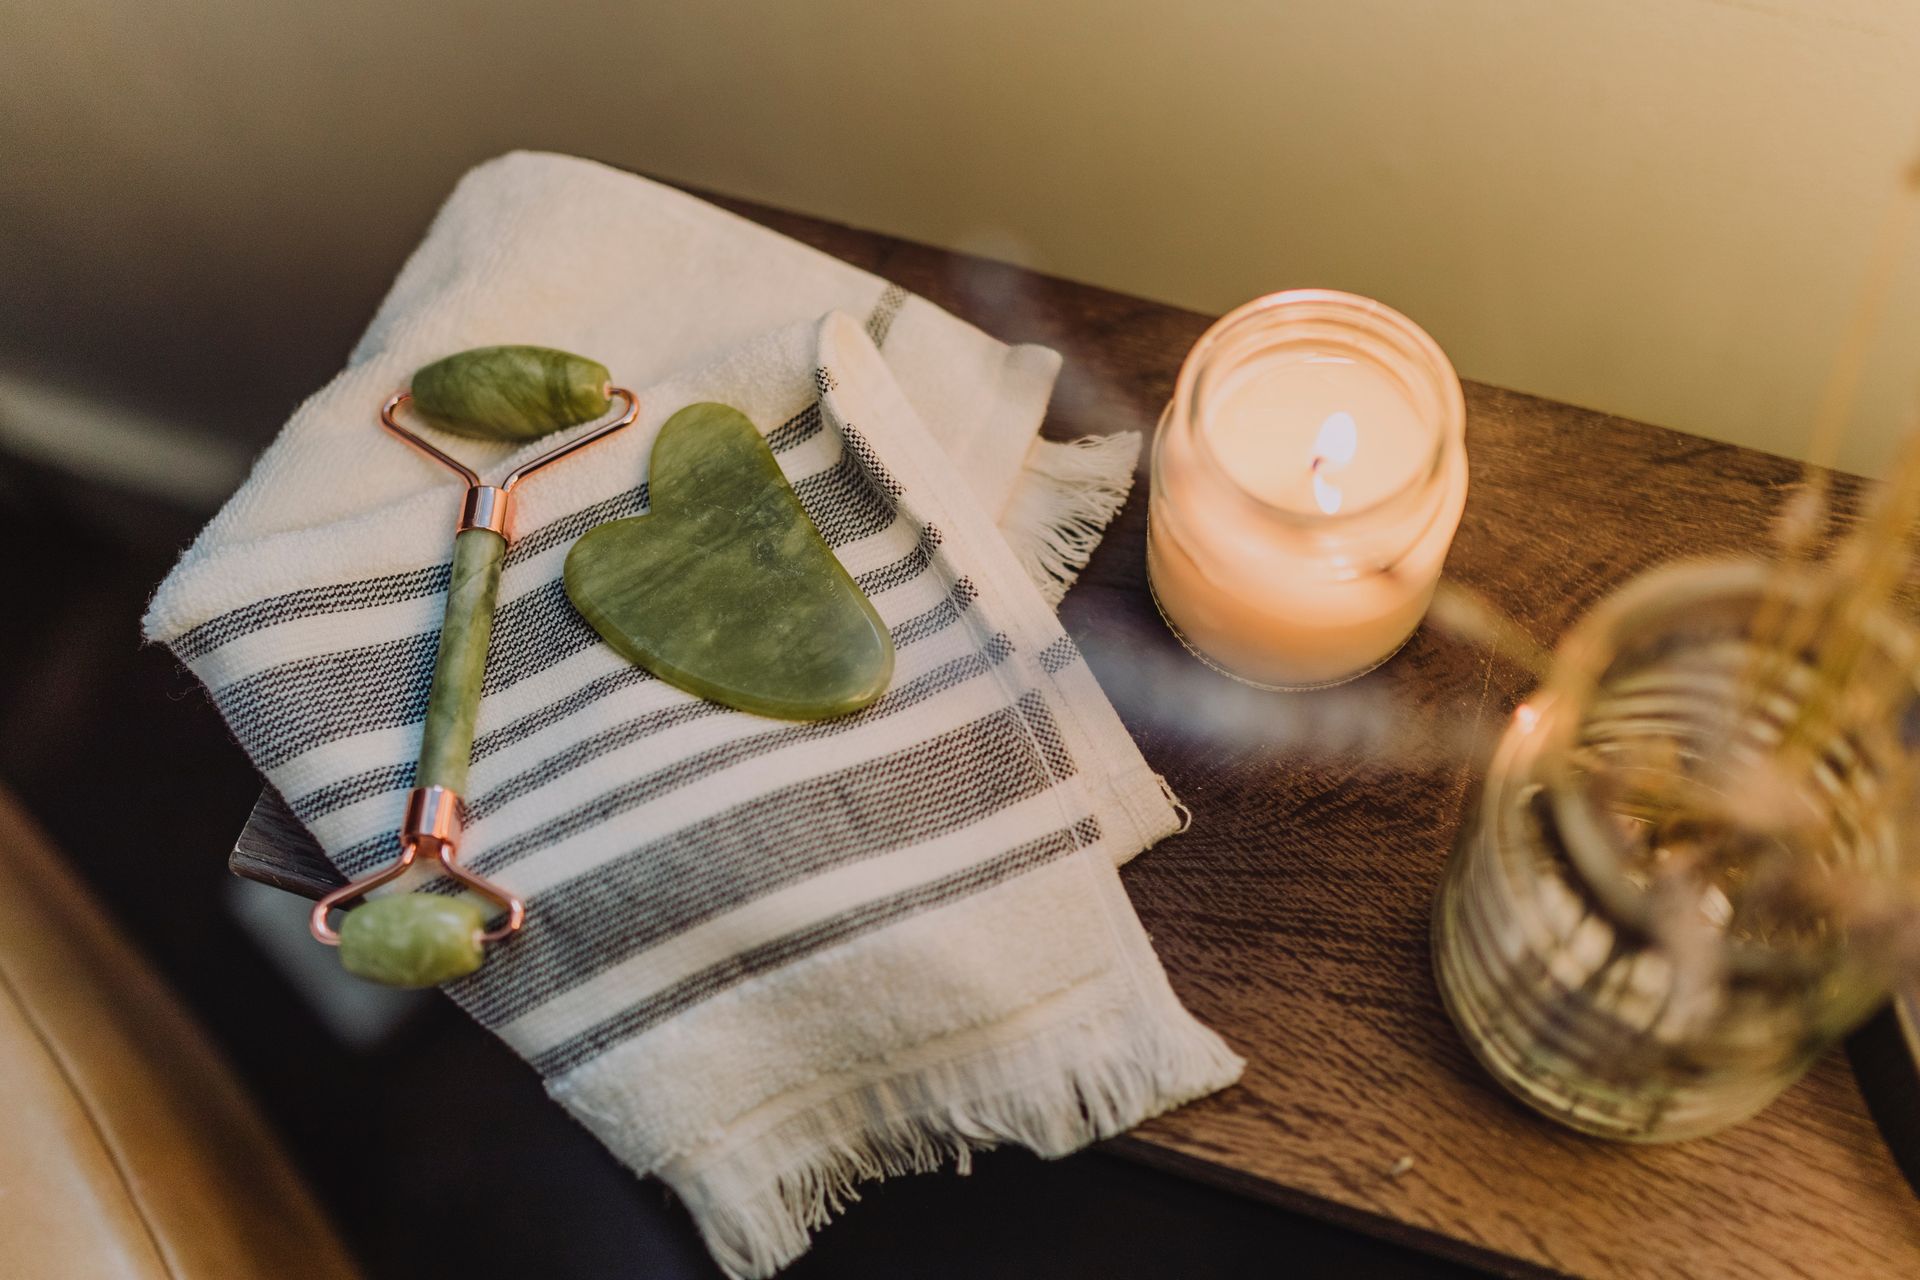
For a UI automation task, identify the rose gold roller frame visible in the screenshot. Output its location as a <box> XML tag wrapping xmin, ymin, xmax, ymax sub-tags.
<box><xmin>310</xmin><ymin>385</ymin><xmax>641</xmax><ymax>947</ymax></box>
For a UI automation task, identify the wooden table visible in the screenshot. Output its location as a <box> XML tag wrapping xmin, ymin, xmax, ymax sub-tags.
<box><xmin>232</xmin><ymin>194</ymin><xmax>1920</xmax><ymax>1280</ymax></box>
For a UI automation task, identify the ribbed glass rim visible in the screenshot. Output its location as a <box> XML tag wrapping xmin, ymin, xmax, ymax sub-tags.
<box><xmin>1176</xmin><ymin>288</ymin><xmax>1464</xmax><ymax>530</ymax></box>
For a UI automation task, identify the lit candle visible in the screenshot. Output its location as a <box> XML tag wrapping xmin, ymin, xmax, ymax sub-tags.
<box><xmin>1148</xmin><ymin>290</ymin><xmax>1468</xmax><ymax>689</ymax></box>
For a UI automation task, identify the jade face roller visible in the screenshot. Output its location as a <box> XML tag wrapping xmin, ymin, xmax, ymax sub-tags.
<box><xmin>309</xmin><ymin>346</ymin><xmax>639</xmax><ymax>987</ymax></box>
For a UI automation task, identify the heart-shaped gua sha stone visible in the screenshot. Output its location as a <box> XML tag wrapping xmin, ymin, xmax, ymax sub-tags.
<box><xmin>564</xmin><ymin>402</ymin><xmax>894</xmax><ymax>720</ymax></box>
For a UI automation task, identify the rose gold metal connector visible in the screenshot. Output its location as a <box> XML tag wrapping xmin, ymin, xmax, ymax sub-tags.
<box><xmin>378</xmin><ymin>387</ymin><xmax>641</xmax><ymax>539</ymax></box>
<box><xmin>308</xmin><ymin>785</ymin><xmax>526</xmax><ymax>945</ymax></box>
<box><xmin>459</xmin><ymin>485</ymin><xmax>511</xmax><ymax>537</ymax></box>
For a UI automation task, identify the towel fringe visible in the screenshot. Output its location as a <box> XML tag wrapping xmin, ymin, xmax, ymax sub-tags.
<box><xmin>998</xmin><ymin>433</ymin><xmax>1143</xmax><ymax>607</ymax></box>
<box><xmin>654</xmin><ymin>991</ymin><xmax>1242</xmax><ymax>1279</ymax></box>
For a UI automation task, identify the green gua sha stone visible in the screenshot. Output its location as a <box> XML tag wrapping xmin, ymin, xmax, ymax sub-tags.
<box><xmin>412</xmin><ymin>345</ymin><xmax>611</xmax><ymax>441</ymax></box>
<box><xmin>564</xmin><ymin>402</ymin><xmax>894</xmax><ymax>720</ymax></box>
<box><xmin>338</xmin><ymin>894</ymin><xmax>489</xmax><ymax>988</ymax></box>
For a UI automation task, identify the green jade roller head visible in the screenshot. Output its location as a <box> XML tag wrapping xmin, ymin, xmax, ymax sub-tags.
<box><xmin>310</xmin><ymin>346</ymin><xmax>639</xmax><ymax>987</ymax></box>
<box><xmin>412</xmin><ymin>345</ymin><xmax>615</xmax><ymax>442</ymax></box>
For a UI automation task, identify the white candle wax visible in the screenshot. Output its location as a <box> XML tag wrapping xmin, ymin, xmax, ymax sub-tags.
<box><xmin>1204</xmin><ymin>351</ymin><xmax>1429</xmax><ymax>516</ymax></box>
<box><xmin>1148</xmin><ymin>291</ymin><xmax>1467</xmax><ymax>689</ymax></box>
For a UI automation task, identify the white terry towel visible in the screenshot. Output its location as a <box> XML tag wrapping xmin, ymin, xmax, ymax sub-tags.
<box><xmin>164</xmin><ymin>149</ymin><xmax>1138</xmax><ymax>612</ymax></box>
<box><xmin>144</xmin><ymin>158</ymin><xmax>1241</xmax><ymax>1278</ymax></box>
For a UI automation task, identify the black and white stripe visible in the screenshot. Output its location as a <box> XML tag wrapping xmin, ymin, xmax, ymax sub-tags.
<box><xmin>325</xmin><ymin>625</ymin><xmax>1006</xmax><ymax>878</ymax></box>
<box><xmin>178</xmin><ymin>402</ymin><xmax>825</xmax><ymax>672</ymax></box>
<box><xmin>208</xmin><ymin>411</ymin><xmax>894</xmax><ymax>771</ymax></box>
<box><xmin>526</xmin><ymin>817</ymin><xmax>1099</xmax><ymax>1077</ymax></box>
<box><xmin>864</xmin><ymin>283</ymin><xmax>909</xmax><ymax>349</ymax></box>
<box><xmin>454</xmin><ymin>693</ymin><xmax>1070</xmax><ymax>1028</ymax></box>
<box><xmin>284</xmin><ymin>528</ymin><xmax>953</xmax><ymax>827</ymax></box>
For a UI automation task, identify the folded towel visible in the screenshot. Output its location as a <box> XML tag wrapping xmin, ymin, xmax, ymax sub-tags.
<box><xmin>144</xmin><ymin>158</ymin><xmax>1241</xmax><ymax>1277</ymax></box>
<box><xmin>154</xmin><ymin>151</ymin><xmax>1136</xmax><ymax>613</ymax></box>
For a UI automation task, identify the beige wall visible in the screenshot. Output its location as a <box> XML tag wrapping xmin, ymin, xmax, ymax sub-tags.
<box><xmin>4</xmin><ymin>0</ymin><xmax>1918</xmax><ymax>478</ymax></box>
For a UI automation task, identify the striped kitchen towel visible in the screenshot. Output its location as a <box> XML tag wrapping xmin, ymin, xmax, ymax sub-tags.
<box><xmin>144</xmin><ymin>155</ymin><xmax>1240</xmax><ymax>1280</ymax></box>
<box><xmin>164</xmin><ymin>150</ymin><xmax>1140</xmax><ymax>614</ymax></box>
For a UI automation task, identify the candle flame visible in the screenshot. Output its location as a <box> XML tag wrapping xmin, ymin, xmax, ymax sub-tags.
<box><xmin>1314</xmin><ymin>411</ymin><xmax>1358</xmax><ymax>467</ymax></box>
<box><xmin>1310</xmin><ymin>411</ymin><xmax>1358</xmax><ymax>515</ymax></box>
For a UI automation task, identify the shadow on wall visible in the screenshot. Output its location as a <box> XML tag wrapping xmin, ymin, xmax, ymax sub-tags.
<box><xmin>3</xmin><ymin>0</ymin><xmax>1920</xmax><ymax>482</ymax></box>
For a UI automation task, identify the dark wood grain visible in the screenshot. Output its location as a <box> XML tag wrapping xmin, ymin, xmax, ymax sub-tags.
<box><xmin>232</xmin><ymin>194</ymin><xmax>1919</xmax><ymax>1280</ymax></box>
<box><xmin>230</xmin><ymin>787</ymin><xmax>336</xmax><ymax>898</ymax></box>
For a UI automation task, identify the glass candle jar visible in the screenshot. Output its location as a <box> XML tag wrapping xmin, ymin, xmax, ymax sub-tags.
<box><xmin>1433</xmin><ymin>559</ymin><xmax>1920</xmax><ymax>1142</ymax></box>
<box><xmin>1148</xmin><ymin>290</ymin><xmax>1468</xmax><ymax>689</ymax></box>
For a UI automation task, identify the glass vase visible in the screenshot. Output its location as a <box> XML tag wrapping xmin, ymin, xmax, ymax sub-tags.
<box><xmin>1433</xmin><ymin>558</ymin><xmax>1920</xmax><ymax>1141</ymax></box>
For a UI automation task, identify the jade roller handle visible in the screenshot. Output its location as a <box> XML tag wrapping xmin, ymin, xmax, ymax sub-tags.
<box><xmin>416</xmin><ymin>526</ymin><xmax>505</xmax><ymax>795</ymax></box>
<box><xmin>315</xmin><ymin>513</ymin><xmax>521</xmax><ymax>983</ymax></box>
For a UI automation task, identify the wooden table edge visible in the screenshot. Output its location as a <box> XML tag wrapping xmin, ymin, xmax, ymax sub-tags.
<box><xmin>1103</xmin><ymin>1133</ymin><xmax>1562</xmax><ymax>1280</ymax></box>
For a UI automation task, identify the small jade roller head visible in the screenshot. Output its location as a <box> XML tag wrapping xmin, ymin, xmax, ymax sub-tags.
<box><xmin>338</xmin><ymin>894</ymin><xmax>489</xmax><ymax>988</ymax></box>
<box><xmin>308</xmin><ymin>346</ymin><xmax>638</xmax><ymax>987</ymax></box>
<box><xmin>410</xmin><ymin>345</ymin><xmax>615</xmax><ymax>442</ymax></box>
